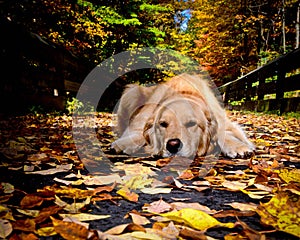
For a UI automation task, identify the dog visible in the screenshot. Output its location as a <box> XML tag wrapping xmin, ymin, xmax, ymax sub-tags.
<box><xmin>112</xmin><ymin>74</ymin><xmax>255</xmax><ymax>158</ymax></box>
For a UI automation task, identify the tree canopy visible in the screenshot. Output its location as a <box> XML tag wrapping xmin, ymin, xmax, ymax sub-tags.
<box><xmin>1</xmin><ymin>0</ymin><xmax>299</xmax><ymax>85</ymax></box>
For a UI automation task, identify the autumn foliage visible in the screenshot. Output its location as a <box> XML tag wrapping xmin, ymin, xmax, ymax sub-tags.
<box><xmin>2</xmin><ymin>0</ymin><xmax>300</xmax><ymax>84</ymax></box>
<box><xmin>0</xmin><ymin>111</ymin><xmax>299</xmax><ymax>239</ymax></box>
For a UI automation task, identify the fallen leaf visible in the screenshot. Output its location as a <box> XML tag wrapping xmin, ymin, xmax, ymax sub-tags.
<box><xmin>105</xmin><ymin>223</ymin><xmax>145</xmax><ymax>235</ymax></box>
<box><xmin>117</xmin><ymin>187</ymin><xmax>139</xmax><ymax>202</ymax></box>
<box><xmin>254</xmin><ymin>183</ymin><xmax>273</xmax><ymax>192</ymax></box>
<box><xmin>123</xmin><ymin>175</ymin><xmax>153</xmax><ymax>190</ymax></box>
<box><xmin>179</xmin><ymin>227</ymin><xmax>207</xmax><ymax>240</ymax></box>
<box><xmin>278</xmin><ymin>168</ymin><xmax>300</xmax><ymax>183</ymax></box>
<box><xmin>140</xmin><ymin>187</ymin><xmax>172</xmax><ymax>194</ymax></box>
<box><xmin>160</xmin><ymin>208</ymin><xmax>235</xmax><ymax>231</ymax></box>
<box><xmin>256</xmin><ymin>192</ymin><xmax>300</xmax><ymax>237</ymax></box>
<box><xmin>1</xmin><ymin>182</ymin><xmax>14</xmax><ymax>194</ymax></box>
<box><xmin>222</xmin><ymin>180</ymin><xmax>247</xmax><ymax>191</ymax></box>
<box><xmin>51</xmin><ymin>217</ymin><xmax>89</xmax><ymax>240</ymax></box>
<box><xmin>129</xmin><ymin>213</ymin><xmax>151</xmax><ymax>225</ymax></box>
<box><xmin>131</xmin><ymin>230</ymin><xmax>163</xmax><ymax>239</ymax></box>
<box><xmin>40</xmin><ymin>185</ymin><xmax>94</xmax><ymax>199</ymax></box>
<box><xmin>170</xmin><ymin>202</ymin><xmax>217</xmax><ymax>214</ymax></box>
<box><xmin>16</xmin><ymin>209</ymin><xmax>40</xmax><ymax>217</ymax></box>
<box><xmin>25</xmin><ymin>163</ymin><xmax>73</xmax><ymax>175</ymax></box>
<box><xmin>35</xmin><ymin>205</ymin><xmax>62</xmax><ymax>224</ymax></box>
<box><xmin>27</xmin><ymin>153</ymin><xmax>49</xmax><ymax>161</ymax></box>
<box><xmin>12</xmin><ymin>219</ymin><xmax>36</xmax><ymax>232</ymax></box>
<box><xmin>55</xmin><ymin>196</ymin><xmax>91</xmax><ymax>213</ymax></box>
<box><xmin>59</xmin><ymin>213</ymin><xmax>110</xmax><ymax>221</ymax></box>
<box><xmin>143</xmin><ymin>198</ymin><xmax>172</xmax><ymax>213</ymax></box>
<box><xmin>20</xmin><ymin>194</ymin><xmax>44</xmax><ymax>209</ymax></box>
<box><xmin>226</xmin><ymin>202</ymin><xmax>257</xmax><ymax>212</ymax></box>
<box><xmin>53</xmin><ymin>177</ymin><xmax>84</xmax><ymax>185</ymax></box>
<box><xmin>83</xmin><ymin>174</ymin><xmax>122</xmax><ymax>185</ymax></box>
<box><xmin>0</xmin><ymin>219</ymin><xmax>12</xmax><ymax>238</ymax></box>
<box><xmin>35</xmin><ymin>227</ymin><xmax>56</xmax><ymax>237</ymax></box>
<box><xmin>17</xmin><ymin>233</ymin><xmax>39</xmax><ymax>240</ymax></box>
<box><xmin>240</xmin><ymin>189</ymin><xmax>271</xmax><ymax>199</ymax></box>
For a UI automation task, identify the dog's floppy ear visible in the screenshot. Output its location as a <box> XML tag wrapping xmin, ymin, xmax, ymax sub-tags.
<box><xmin>197</xmin><ymin>109</ymin><xmax>219</xmax><ymax>156</ymax></box>
<box><xmin>205</xmin><ymin>110</ymin><xmax>220</xmax><ymax>155</ymax></box>
<box><xmin>143</xmin><ymin>117</ymin><xmax>154</xmax><ymax>144</ymax></box>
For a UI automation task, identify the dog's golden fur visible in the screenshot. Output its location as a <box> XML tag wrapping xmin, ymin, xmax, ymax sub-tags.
<box><xmin>112</xmin><ymin>74</ymin><xmax>254</xmax><ymax>158</ymax></box>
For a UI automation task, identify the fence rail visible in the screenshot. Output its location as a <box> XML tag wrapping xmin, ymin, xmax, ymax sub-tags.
<box><xmin>0</xmin><ymin>19</ymin><xmax>91</xmax><ymax>113</ymax></box>
<box><xmin>218</xmin><ymin>48</ymin><xmax>300</xmax><ymax>113</ymax></box>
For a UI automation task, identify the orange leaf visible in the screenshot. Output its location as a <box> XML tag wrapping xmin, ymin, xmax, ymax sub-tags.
<box><xmin>117</xmin><ymin>187</ymin><xmax>139</xmax><ymax>202</ymax></box>
<box><xmin>20</xmin><ymin>194</ymin><xmax>44</xmax><ymax>209</ymax></box>
<box><xmin>51</xmin><ymin>217</ymin><xmax>89</xmax><ymax>240</ymax></box>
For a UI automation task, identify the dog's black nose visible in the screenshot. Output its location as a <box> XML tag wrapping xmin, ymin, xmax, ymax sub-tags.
<box><xmin>166</xmin><ymin>138</ymin><xmax>182</xmax><ymax>154</ymax></box>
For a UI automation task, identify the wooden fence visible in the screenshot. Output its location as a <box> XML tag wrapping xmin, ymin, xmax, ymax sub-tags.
<box><xmin>219</xmin><ymin>48</ymin><xmax>300</xmax><ymax>113</ymax></box>
<box><xmin>0</xmin><ymin>19</ymin><xmax>91</xmax><ymax>113</ymax></box>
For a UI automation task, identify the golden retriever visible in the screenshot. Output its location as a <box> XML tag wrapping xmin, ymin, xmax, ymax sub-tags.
<box><xmin>112</xmin><ymin>74</ymin><xmax>254</xmax><ymax>158</ymax></box>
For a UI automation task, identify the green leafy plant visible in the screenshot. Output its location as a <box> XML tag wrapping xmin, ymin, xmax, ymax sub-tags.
<box><xmin>66</xmin><ymin>97</ymin><xmax>94</xmax><ymax>115</ymax></box>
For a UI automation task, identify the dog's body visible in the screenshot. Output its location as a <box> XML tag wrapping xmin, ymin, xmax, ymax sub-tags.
<box><xmin>112</xmin><ymin>74</ymin><xmax>254</xmax><ymax>158</ymax></box>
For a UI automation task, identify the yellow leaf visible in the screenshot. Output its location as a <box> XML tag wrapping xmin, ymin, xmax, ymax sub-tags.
<box><xmin>17</xmin><ymin>209</ymin><xmax>40</xmax><ymax>217</ymax></box>
<box><xmin>160</xmin><ymin>208</ymin><xmax>235</xmax><ymax>231</ymax></box>
<box><xmin>278</xmin><ymin>169</ymin><xmax>300</xmax><ymax>183</ymax></box>
<box><xmin>1</xmin><ymin>182</ymin><xmax>14</xmax><ymax>194</ymax></box>
<box><xmin>240</xmin><ymin>189</ymin><xmax>271</xmax><ymax>199</ymax></box>
<box><xmin>123</xmin><ymin>175</ymin><xmax>153</xmax><ymax>190</ymax></box>
<box><xmin>54</xmin><ymin>196</ymin><xmax>91</xmax><ymax>213</ymax></box>
<box><xmin>35</xmin><ymin>227</ymin><xmax>56</xmax><ymax>237</ymax></box>
<box><xmin>117</xmin><ymin>187</ymin><xmax>139</xmax><ymax>202</ymax></box>
<box><xmin>59</xmin><ymin>213</ymin><xmax>110</xmax><ymax>222</ymax></box>
<box><xmin>256</xmin><ymin>192</ymin><xmax>300</xmax><ymax>237</ymax></box>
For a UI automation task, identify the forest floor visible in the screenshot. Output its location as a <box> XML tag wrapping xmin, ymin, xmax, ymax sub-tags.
<box><xmin>0</xmin><ymin>111</ymin><xmax>299</xmax><ymax>240</ymax></box>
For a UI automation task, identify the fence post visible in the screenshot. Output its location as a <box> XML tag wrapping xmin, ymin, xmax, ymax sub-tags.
<box><xmin>257</xmin><ymin>72</ymin><xmax>264</xmax><ymax>100</ymax></box>
<box><xmin>276</xmin><ymin>61</ymin><xmax>286</xmax><ymax>114</ymax></box>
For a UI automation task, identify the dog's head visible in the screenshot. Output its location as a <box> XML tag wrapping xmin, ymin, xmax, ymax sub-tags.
<box><xmin>143</xmin><ymin>96</ymin><xmax>218</xmax><ymax>158</ymax></box>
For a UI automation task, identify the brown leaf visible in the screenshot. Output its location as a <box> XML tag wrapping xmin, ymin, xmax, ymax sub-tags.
<box><xmin>35</xmin><ymin>205</ymin><xmax>62</xmax><ymax>224</ymax></box>
<box><xmin>213</xmin><ymin>210</ymin><xmax>256</xmax><ymax>218</ymax></box>
<box><xmin>179</xmin><ymin>227</ymin><xmax>207</xmax><ymax>240</ymax></box>
<box><xmin>20</xmin><ymin>194</ymin><xmax>44</xmax><ymax>209</ymax></box>
<box><xmin>12</xmin><ymin>219</ymin><xmax>36</xmax><ymax>232</ymax></box>
<box><xmin>51</xmin><ymin>217</ymin><xmax>89</xmax><ymax>240</ymax></box>
<box><xmin>27</xmin><ymin>153</ymin><xmax>49</xmax><ymax>162</ymax></box>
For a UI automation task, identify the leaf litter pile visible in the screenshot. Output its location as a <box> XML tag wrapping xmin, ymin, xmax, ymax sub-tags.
<box><xmin>0</xmin><ymin>111</ymin><xmax>299</xmax><ymax>240</ymax></box>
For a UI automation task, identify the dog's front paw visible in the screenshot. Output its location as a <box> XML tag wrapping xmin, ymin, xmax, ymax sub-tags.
<box><xmin>111</xmin><ymin>140</ymin><xmax>136</xmax><ymax>155</ymax></box>
<box><xmin>221</xmin><ymin>137</ymin><xmax>255</xmax><ymax>158</ymax></box>
<box><xmin>111</xmin><ymin>133</ymin><xmax>145</xmax><ymax>155</ymax></box>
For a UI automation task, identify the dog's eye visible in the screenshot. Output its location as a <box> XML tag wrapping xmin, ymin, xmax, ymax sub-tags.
<box><xmin>159</xmin><ymin>121</ymin><xmax>168</xmax><ymax>128</ymax></box>
<box><xmin>185</xmin><ymin>121</ymin><xmax>197</xmax><ymax>128</ymax></box>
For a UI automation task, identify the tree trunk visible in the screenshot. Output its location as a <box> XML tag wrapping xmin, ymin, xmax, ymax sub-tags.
<box><xmin>296</xmin><ymin>2</ymin><xmax>300</xmax><ymax>49</ymax></box>
<box><xmin>282</xmin><ymin>0</ymin><xmax>286</xmax><ymax>53</ymax></box>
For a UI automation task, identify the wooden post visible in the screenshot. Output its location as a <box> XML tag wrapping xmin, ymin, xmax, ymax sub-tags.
<box><xmin>276</xmin><ymin>61</ymin><xmax>285</xmax><ymax>114</ymax></box>
<box><xmin>257</xmin><ymin>72</ymin><xmax>264</xmax><ymax>100</ymax></box>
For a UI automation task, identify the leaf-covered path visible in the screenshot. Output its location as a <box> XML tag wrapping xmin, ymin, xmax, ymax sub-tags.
<box><xmin>0</xmin><ymin>111</ymin><xmax>299</xmax><ymax>239</ymax></box>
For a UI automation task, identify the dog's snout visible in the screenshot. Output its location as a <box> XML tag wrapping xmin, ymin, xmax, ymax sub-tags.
<box><xmin>166</xmin><ymin>138</ymin><xmax>182</xmax><ymax>154</ymax></box>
